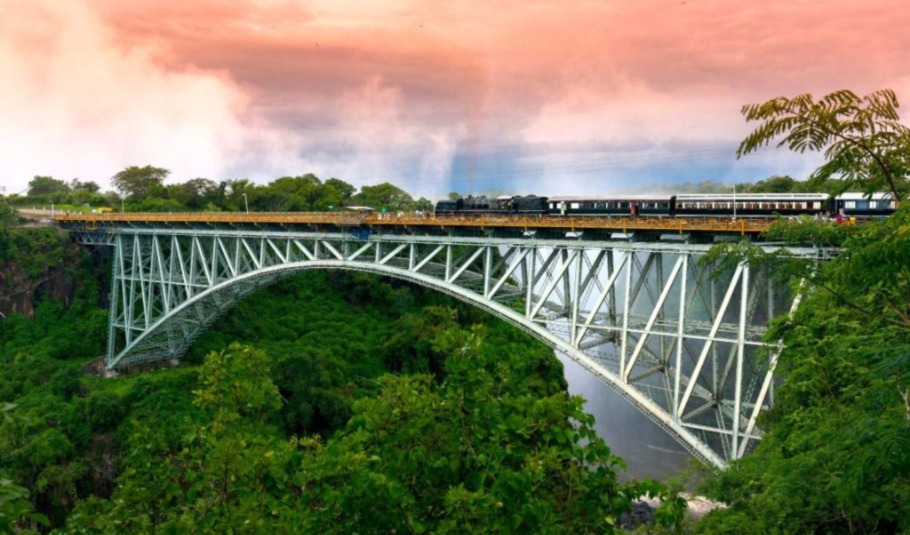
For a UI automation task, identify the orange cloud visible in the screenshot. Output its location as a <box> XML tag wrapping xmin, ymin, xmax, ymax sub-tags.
<box><xmin>2</xmin><ymin>0</ymin><xmax>909</xmax><ymax>194</ymax></box>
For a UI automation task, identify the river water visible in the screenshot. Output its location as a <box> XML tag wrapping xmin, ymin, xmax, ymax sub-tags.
<box><xmin>558</xmin><ymin>353</ymin><xmax>695</xmax><ymax>481</ymax></box>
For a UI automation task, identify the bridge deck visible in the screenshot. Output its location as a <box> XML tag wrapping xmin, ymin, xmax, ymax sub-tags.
<box><xmin>54</xmin><ymin>212</ymin><xmax>774</xmax><ymax>235</ymax></box>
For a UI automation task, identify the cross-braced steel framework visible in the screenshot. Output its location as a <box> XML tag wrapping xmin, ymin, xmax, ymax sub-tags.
<box><xmin>70</xmin><ymin>226</ymin><xmax>821</xmax><ymax>467</ymax></box>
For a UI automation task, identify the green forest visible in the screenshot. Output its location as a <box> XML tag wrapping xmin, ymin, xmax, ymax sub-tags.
<box><xmin>0</xmin><ymin>88</ymin><xmax>909</xmax><ymax>533</ymax></box>
<box><xmin>0</xmin><ymin>228</ymin><xmax>684</xmax><ymax>533</ymax></box>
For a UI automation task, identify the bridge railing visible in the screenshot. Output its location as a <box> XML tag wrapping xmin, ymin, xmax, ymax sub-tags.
<box><xmin>54</xmin><ymin>211</ymin><xmax>775</xmax><ymax>235</ymax></box>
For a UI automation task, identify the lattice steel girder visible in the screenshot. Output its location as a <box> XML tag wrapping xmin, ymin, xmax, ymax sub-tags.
<box><xmin>69</xmin><ymin>226</ymin><xmax>824</xmax><ymax>467</ymax></box>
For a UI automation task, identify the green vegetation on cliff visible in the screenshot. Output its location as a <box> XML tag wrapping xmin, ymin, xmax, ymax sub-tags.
<box><xmin>0</xmin><ymin>229</ymin><xmax>680</xmax><ymax>533</ymax></box>
<box><xmin>696</xmin><ymin>208</ymin><xmax>910</xmax><ymax>534</ymax></box>
<box><xmin>694</xmin><ymin>89</ymin><xmax>910</xmax><ymax>534</ymax></box>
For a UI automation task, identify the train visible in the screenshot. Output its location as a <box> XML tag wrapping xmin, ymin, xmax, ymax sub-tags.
<box><xmin>434</xmin><ymin>192</ymin><xmax>897</xmax><ymax>219</ymax></box>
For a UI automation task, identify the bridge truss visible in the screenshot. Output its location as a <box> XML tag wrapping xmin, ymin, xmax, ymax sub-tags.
<box><xmin>68</xmin><ymin>224</ymin><xmax>820</xmax><ymax>467</ymax></box>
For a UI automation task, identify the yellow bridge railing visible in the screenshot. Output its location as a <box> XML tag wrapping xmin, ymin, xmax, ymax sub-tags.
<box><xmin>54</xmin><ymin>212</ymin><xmax>774</xmax><ymax>235</ymax></box>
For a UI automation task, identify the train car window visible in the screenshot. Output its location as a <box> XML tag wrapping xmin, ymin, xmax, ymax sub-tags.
<box><xmin>870</xmin><ymin>201</ymin><xmax>877</xmax><ymax>209</ymax></box>
<box><xmin>845</xmin><ymin>201</ymin><xmax>856</xmax><ymax>209</ymax></box>
<box><xmin>571</xmin><ymin>203</ymin><xmax>580</xmax><ymax>209</ymax></box>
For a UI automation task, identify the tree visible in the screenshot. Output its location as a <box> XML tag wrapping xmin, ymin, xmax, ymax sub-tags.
<box><xmin>68</xmin><ymin>179</ymin><xmax>100</xmax><ymax>194</ymax></box>
<box><xmin>414</xmin><ymin>197</ymin><xmax>434</xmax><ymax>211</ymax></box>
<box><xmin>68</xmin><ymin>344</ymin><xmax>291</xmax><ymax>533</ymax></box>
<box><xmin>355</xmin><ymin>183</ymin><xmax>414</xmax><ymax>212</ymax></box>
<box><xmin>27</xmin><ymin>176</ymin><xmax>70</xmax><ymax>199</ymax></box>
<box><xmin>222</xmin><ymin>179</ymin><xmax>257</xmax><ymax>211</ymax></box>
<box><xmin>737</xmin><ymin>89</ymin><xmax>910</xmax><ymax>200</ymax></box>
<box><xmin>699</xmin><ymin>209</ymin><xmax>910</xmax><ymax>533</ymax></box>
<box><xmin>747</xmin><ymin>175</ymin><xmax>802</xmax><ymax>193</ymax></box>
<box><xmin>166</xmin><ymin>178</ymin><xmax>219</xmax><ymax>210</ymax></box>
<box><xmin>111</xmin><ymin>165</ymin><xmax>170</xmax><ymax>201</ymax></box>
<box><xmin>0</xmin><ymin>404</ymin><xmax>49</xmax><ymax>533</ymax></box>
<box><xmin>0</xmin><ymin>198</ymin><xmax>15</xmax><ymax>232</ymax></box>
<box><xmin>324</xmin><ymin>178</ymin><xmax>356</xmax><ymax>203</ymax></box>
<box><xmin>290</xmin><ymin>328</ymin><xmax>683</xmax><ymax>533</ymax></box>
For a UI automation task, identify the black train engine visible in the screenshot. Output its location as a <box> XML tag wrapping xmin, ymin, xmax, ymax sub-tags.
<box><xmin>434</xmin><ymin>195</ymin><xmax>548</xmax><ymax>216</ymax></box>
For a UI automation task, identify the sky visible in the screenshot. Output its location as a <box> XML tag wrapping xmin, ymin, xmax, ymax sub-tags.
<box><xmin>2</xmin><ymin>0</ymin><xmax>909</xmax><ymax>198</ymax></box>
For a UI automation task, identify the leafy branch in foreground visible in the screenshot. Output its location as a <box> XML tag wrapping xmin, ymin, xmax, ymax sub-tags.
<box><xmin>761</xmin><ymin>215</ymin><xmax>861</xmax><ymax>248</ymax></box>
<box><xmin>737</xmin><ymin>89</ymin><xmax>910</xmax><ymax>201</ymax></box>
<box><xmin>697</xmin><ymin>208</ymin><xmax>910</xmax><ymax>534</ymax></box>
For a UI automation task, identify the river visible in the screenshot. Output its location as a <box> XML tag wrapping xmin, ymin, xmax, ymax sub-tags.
<box><xmin>558</xmin><ymin>353</ymin><xmax>695</xmax><ymax>481</ymax></box>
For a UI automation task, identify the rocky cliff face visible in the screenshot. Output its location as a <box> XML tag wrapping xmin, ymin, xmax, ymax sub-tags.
<box><xmin>0</xmin><ymin>260</ymin><xmax>76</xmax><ymax>317</ymax></box>
<box><xmin>0</xmin><ymin>228</ymin><xmax>99</xmax><ymax>319</ymax></box>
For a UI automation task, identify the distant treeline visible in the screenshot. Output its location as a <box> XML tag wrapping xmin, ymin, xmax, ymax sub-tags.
<box><xmin>651</xmin><ymin>175</ymin><xmax>864</xmax><ymax>195</ymax></box>
<box><xmin>3</xmin><ymin>165</ymin><xmax>865</xmax><ymax>218</ymax></box>
<box><xmin>3</xmin><ymin>166</ymin><xmax>435</xmax><ymax>214</ymax></box>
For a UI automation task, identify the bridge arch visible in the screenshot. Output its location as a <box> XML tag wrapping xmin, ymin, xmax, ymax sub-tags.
<box><xmin>115</xmin><ymin>258</ymin><xmax>728</xmax><ymax>467</ymax></box>
<box><xmin>67</xmin><ymin>228</ymin><xmax>815</xmax><ymax>467</ymax></box>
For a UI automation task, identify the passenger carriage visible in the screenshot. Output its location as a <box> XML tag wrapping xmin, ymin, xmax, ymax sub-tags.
<box><xmin>833</xmin><ymin>192</ymin><xmax>896</xmax><ymax>218</ymax></box>
<box><xmin>546</xmin><ymin>195</ymin><xmax>673</xmax><ymax>217</ymax></box>
<box><xmin>673</xmin><ymin>193</ymin><xmax>831</xmax><ymax>218</ymax></box>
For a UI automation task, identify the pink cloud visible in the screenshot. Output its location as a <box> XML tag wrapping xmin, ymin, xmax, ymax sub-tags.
<box><xmin>1</xmin><ymin>0</ymin><xmax>909</xmax><ymax>194</ymax></box>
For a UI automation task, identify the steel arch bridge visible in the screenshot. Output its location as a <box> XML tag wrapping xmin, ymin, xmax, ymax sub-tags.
<box><xmin>58</xmin><ymin>214</ymin><xmax>824</xmax><ymax>468</ymax></box>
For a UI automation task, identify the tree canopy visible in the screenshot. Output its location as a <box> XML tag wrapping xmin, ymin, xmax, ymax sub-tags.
<box><xmin>27</xmin><ymin>176</ymin><xmax>70</xmax><ymax>200</ymax></box>
<box><xmin>696</xmin><ymin>88</ymin><xmax>910</xmax><ymax>533</ymax></box>
<box><xmin>111</xmin><ymin>165</ymin><xmax>170</xmax><ymax>201</ymax></box>
<box><xmin>355</xmin><ymin>182</ymin><xmax>414</xmax><ymax>212</ymax></box>
<box><xmin>737</xmin><ymin>89</ymin><xmax>910</xmax><ymax>200</ymax></box>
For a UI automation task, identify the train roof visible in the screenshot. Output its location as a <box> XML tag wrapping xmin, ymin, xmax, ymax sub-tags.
<box><xmin>547</xmin><ymin>194</ymin><xmax>674</xmax><ymax>201</ymax></box>
<box><xmin>834</xmin><ymin>192</ymin><xmax>894</xmax><ymax>200</ymax></box>
<box><xmin>675</xmin><ymin>193</ymin><xmax>830</xmax><ymax>201</ymax></box>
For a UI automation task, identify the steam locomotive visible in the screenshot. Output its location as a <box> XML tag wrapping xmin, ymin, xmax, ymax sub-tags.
<box><xmin>434</xmin><ymin>192</ymin><xmax>896</xmax><ymax>219</ymax></box>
